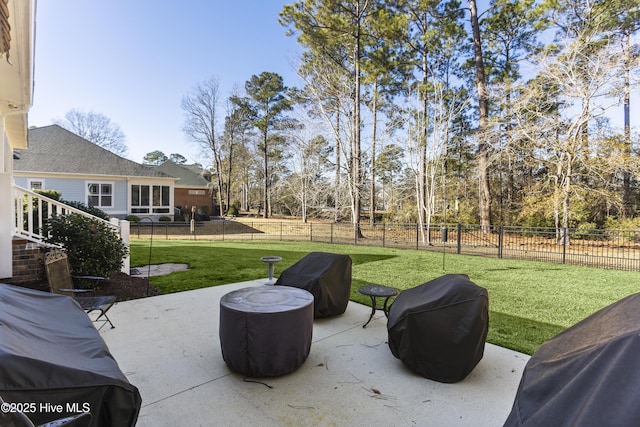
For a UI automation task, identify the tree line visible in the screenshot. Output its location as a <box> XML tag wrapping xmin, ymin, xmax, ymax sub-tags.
<box><xmin>160</xmin><ymin>1</ymin><xmax>640</xmax><ymax>243</ymax></box>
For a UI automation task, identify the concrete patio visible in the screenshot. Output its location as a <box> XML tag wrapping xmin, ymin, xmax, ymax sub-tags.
<box><xmin>100</xmin><ymin>279</ymin><xmax>530</xmax><ymax>427</ymax></box>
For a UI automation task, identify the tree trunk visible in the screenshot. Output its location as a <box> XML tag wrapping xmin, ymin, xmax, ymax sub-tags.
<box><xmin>225</xmin><ymin>144</ymin><xmax>233</xmax><ymax>216</ymax></box>
<box><xmin>370</xmin><ymin>81</ymin><xmax>378</xmax><ymax>226</ymax></box>
<box><xmin>352</xmin><ymin>2</ymin><xmax>362</xmax><ymax>239</ymax></box>
<box><xmin>263</xmin><ymin>133</ymin><xmax>269</xmax><ymax>219</ymax></box>
<box><xmin>622</xmin><ymin>31</ymin><xmax>633</xmax><ymax>216</ymax></box>
<box><xmin>469</xmin><ymin>0</ymin><xmax>492</xmax><ymax>233</ymax></box>
<box><xmin>335</xmin><ymin>104</ymin><xmax>341</xmax><ymax>222</ymax></box>
<box><xmin>420</xmin><ymin>26</ymin><xmax>429</xmax><ymax>235</ymax></box>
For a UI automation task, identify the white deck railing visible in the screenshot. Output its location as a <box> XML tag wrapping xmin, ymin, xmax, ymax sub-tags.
<box><xmin>12</xmin><ymin>184</ymin><xmax>119</xmax><ymax>245</ymax></box>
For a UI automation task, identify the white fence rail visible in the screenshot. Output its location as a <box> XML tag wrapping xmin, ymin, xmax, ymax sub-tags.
<box><xmin>12</xmin><ymin>184</ymin><xmax>119</xmax><ymax>244</ymax></box>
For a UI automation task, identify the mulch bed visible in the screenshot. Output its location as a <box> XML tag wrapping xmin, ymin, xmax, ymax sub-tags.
<box><xmin>17</xmin><ymin>272</ymin><xmax>161</xmax><ymax>302</ymax></box>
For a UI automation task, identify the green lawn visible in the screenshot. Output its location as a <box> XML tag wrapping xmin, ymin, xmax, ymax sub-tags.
<box><xmin>130</xmin><ymin>239</ymin><xmax>640</xmax><ymax>355</ymax></box>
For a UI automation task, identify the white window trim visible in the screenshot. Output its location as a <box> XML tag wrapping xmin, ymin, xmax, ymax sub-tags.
<box><xmin>130</xmin><ymin>183</ymin><xmax>173</xmax><ymax>214</ymax></box>
<box><xmin>85</xmin><ymin>180</ymin><xmax>115</xmax><ymax>208</ymax></box>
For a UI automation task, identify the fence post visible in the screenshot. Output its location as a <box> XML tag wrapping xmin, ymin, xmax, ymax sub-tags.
<box><xmin>562</xmin><ymin>227</ymin><xmax>567</xmax><ymax>264</ymax></box>
<box><xmin>309</xmin><ymin>222</ymin><xmax>312</xmax><ymax>241</ymax></box>
<box><xmin>382</xmin><ymin>225</ymin><xmax>386</xmax><ymax>248</ymax></box>
<box><xmin>416</xmin><ymin>223</ymin><xmax>419</xmax><ymax>250</ymax></box>
<box><xmin>280</xmin><ymin>222</ymin><xmax>283</xmax><ymax>241</ymax></box>
<box><xmin>457</xmin><ymin>223</ymin><xmax>462</xmax><ymax>254</ymax></box>
<box><xmin>222</xmin><ymin>219</ymin><xmax>225</xmax><ymax>241</ymax></box>
<box><xmin>498</xmin><ymin>225</ymin><xmax>503</xmax><ymax>258</ymax></box>
<box><xmin>330</xmin><ymin>223</ymin><xmax>333</xmax><ymax>244</ymax></box>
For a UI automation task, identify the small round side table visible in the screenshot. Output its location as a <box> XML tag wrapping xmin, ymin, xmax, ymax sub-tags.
<box><xmin>357</xmin><ymin>284</ymin><xmax>399</xmax><ymax>328</ymax></box>
<box><xmin>260</xmin><ymin>256</ymin><xmax>282</xmax><ymax>285</ymax></box>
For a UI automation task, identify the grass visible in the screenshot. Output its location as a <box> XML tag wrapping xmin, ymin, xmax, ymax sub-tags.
<box><xmin>130</xmin><ymin>239</ymin><xmax>640</xmax><ymax>355</ymax></box>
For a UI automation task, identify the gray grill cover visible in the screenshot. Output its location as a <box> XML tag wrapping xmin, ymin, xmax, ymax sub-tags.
<box><xmin>504</xmin><ymin>292</ymin><xmax>640</xmax><ymax>426</ymax></box>
<box><xmin>275</xmin><ymin>252</ymin><xmax>352</xmax><ymax>317</ymax></box>
<box><xmin>0</xmin><ymin>284</ymin><xmax>141</xmax><ymax>427</ymax></box>
<box><xmin>387</xmin><ymin>274</ymin><xmax>488</xmax><ymax>383</ymax></box>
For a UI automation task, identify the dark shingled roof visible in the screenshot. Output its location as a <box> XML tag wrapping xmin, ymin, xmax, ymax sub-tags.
<box><xmin>154</xmin><ymin>160</ymin><xmax>212</xmax><ymax>187</ymax></box>
<box><xmin>14</xmin><ymin>125</ymin><xmax>172</xmax><ymax>179</ymax></box>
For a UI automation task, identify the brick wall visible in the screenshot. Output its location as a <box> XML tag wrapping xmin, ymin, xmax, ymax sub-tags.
<box><xmin>174</xmin><ymin>188</ymin><xmax>216</xmax><ymax>217</ymax></box>
<box><xmin>7</xmin><ymin>239</ymin><xmax>45</xmax><ymax>284</ymax></box>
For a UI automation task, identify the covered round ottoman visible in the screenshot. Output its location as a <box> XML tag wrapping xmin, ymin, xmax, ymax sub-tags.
<box><xmin>387</xmin><ymin>274</ymin><xmax>488</xmax><ymax>383</ymax></box>
<box><xmin>219</xmin><ymin>286</ymin><xmax>314</xmax><ymax>377</ymax></box>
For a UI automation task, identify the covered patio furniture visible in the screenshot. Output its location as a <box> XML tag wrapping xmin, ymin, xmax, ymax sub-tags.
<box><xmin>275</xmin><ymin>252</ymin><xmax>352</xmax><ymax>317</ymax></box>
<box><xmin>219</xmin><ymin>286</ymin><xmax>314</xmax><ymax>377</ymax></box>
<box><xmin>387</xmin><ymin>274</ymin><xmax>489</xmax><ymax>383</ymax></box>
<box><xmin>45</xmin><ymin>249</ymin><xmax>116</xmax><ymax>330</ymax></box>
<box><xmin>0</xmin><ymin>284</ymin><xmax>141</xmax><ymax>427</ymax></box>
<box><xmin>504</xmin><ymin>292</ymin><xmax>640</xmax><ymax>426</ymax></box>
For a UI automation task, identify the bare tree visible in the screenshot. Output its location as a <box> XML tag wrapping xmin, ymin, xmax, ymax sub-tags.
<box><xmin>55</xmin><ymin>109</ymin><xmax>128</xmax><ymax>156</ymax></box>
<box><xmin>402</xmin><ymin>80</ymin><xmax>469</xmax><ymax>244</ymax></box>
<box><xmin>222</xmin><ymin>91</ymin><xmax>253</xmax><ymax>214</ymax></box>
<box><xmin>181</xmin><ymin>77</ymin><xmax>225</xmax><ymax>216</ymax></box>
<box><xmin>514</xmin><ymin>28</ymin><xmax>622</xmax><ymax>242</ymax></box>
<box><xmin>283</xmin><ymin>115</ymin><xmax>332</xmax><ymax>222</ymax></box>
<box><xmin>294</xmin><ymin>54</ymin><xmax>353</xmax><ymax>222</ymax></box>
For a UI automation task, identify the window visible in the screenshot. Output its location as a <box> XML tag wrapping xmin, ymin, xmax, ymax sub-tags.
<box><xmin>87</xmin><ymin>182</ymin><xmax>113</xmax><ymax>207</ymax></box>
<box><xmin>29</xmin><ymin>180</ymin><xmax>44</xmax><ymax>191</ymax></box>
<box><xmin>131</xmin><ymin>184</ymin><xmax>170</xmax><ymax>214</ymax></box>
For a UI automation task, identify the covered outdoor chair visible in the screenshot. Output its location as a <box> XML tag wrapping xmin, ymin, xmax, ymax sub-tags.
<box><xmin>275</xmin><ymin>252</ymin><xmax>352</xmax><ymax>318</ymax></box>
<box><xmin>504</xmin><ymin>292</ymin><xmax>640</xmax><ymax>426</ymax></box>
<box><xmin>387</xmin><ymin>274</ymin><xmax>489</xmax><ymax>383</ymax></box>
<box><xmin>44</xmin><ymin>249</ymin><xmax>116</xmax><ymax>330</ymax></box>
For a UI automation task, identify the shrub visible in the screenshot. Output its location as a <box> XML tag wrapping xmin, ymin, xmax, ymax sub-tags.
<box><xmin>228</xmin><ymin>204</ymin><xmax>239</xmax><ymax>216</ymax></box>
<box><xmin>159</xmin><ymin>216</ymin><xmax>172</xmax><ymax>222</ymax></box>
<box><xmin>43</xmin><ymin>213</ymin><xmax>128</xmax><ymax>278</ymax></box>
<box><xmin>60</xmin><ymin>199</ymin><xmax>110</xmax><ymax>220</ymax></box>
<box><xmin>125</xmin><ymin>215</ymin><xmax>140</xmax><ymax>222</ymax></box>
<box><xmin>35</xmin><ymin>189</ymin><xmax>61</xmax><ymax>201</ymax></box>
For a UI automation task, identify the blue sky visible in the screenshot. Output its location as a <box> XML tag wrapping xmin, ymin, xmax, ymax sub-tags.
<box><xmin>29</xmin><ymin>0</ymin><xmax>302</xmax><ymax>163</ymax></box>
<box><xmin>29</xmin><ymin>1</ymin><xmax>634</xmax><ymax>165</ymax></box>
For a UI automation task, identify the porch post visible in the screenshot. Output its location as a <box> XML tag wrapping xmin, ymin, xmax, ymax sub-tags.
<box><xmin>0</xmin><ymin>122</ymin><xmax>13</xmax><ymax>279</ymax></box>
<box><xmin>112</xmin><ymin>218</ymin><xmax>130</xmax><ymax>274</ymax></box>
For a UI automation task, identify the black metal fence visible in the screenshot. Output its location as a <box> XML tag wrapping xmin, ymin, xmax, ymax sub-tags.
<box><xmin>130</xmin><ymin>220</ymin><xmax>640</xmax><ymax>272</ymax></box>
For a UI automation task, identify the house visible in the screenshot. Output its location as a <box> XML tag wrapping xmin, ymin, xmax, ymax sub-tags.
<box><xmin>1</xmin><ymin>0</ymin><xmax>36</xmax><ymax>280</ymax></box>
<box><xmin>14</xmin><ymin>125</ymin><xmax>177</xmax><ymax>221</ymax></box>
<box><xmin>154</xmin><ymin>159</ymin><xmax>216</xmax><ymax>218</ymax></box>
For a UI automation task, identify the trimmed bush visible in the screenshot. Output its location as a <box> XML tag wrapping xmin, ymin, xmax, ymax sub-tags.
<box><xmin>35</xmin><ymin>189</ymin><xmax>61</xmax><ymax>201</ymax></box>
<box><xmin>43</xmin><ymin>213</ymin><xmax>128</xmax><ymax>278</ymax></box>
<box><xmin>59</xmin><ymin>200</ymin><xmax>110</xmax><ymax>220</ymax></box>
<box><xmin>125</xmin><ymin>215</ymin><xmax>140</xmax><ymax>222</ymax></box>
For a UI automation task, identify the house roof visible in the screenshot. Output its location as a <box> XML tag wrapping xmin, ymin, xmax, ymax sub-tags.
<box><xmin>154</xmin><ymin>160</ymin><xmax>212</xmax><ymax>188</ymax></box>
<box><xmin>14</xmin><ymin>125</ymin><xmax>173</xmax><ymax>179</ymax></box>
